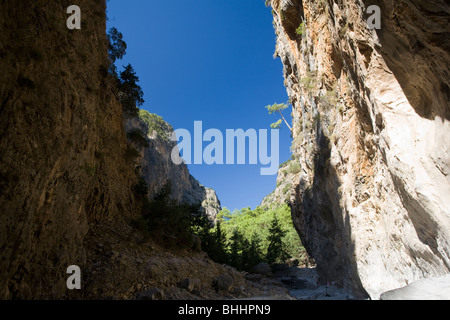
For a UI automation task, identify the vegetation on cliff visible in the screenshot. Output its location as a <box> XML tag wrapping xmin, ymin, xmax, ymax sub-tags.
<box><xmin>107</xmin><ymin>27</ymin><xmax>144</xmax><ymax>117</ymax></box>
<box><xmin>138</xmin><ymin>109</ymin><xmax>173</xmax><ymax>141</ymax></box>
<box><xmin>266</xmin><ymin>102</ymin><xmax>292</xmax><ymax>131</ymax></box>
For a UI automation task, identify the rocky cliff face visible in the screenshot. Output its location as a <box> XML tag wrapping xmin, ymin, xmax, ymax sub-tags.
<box><xmin>126</xmin><ymin>112</ymin><xmax>221</xmax><ymax>222</ymax></box>
<box><xmin>0</xmin><ymin>1</ymin><xmax>140</xmax><ymax>298</ymax></box>
<box><xmin>260</xmin><ymin>159</ymin><xmax>300</xmax><ymax>209</ymax></box>
<box><xmin>270</xmin><ymin>0</ymin><xmax>450</xmax><ymax>298</ymax></box>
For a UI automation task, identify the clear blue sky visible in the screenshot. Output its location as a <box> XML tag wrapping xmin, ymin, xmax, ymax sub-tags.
<box><xmin>106</xmin><ymin>0</ymin><xmax>292</xmax><ymax>212</ymax></box>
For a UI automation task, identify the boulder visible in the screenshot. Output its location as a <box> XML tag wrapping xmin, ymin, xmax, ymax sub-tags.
<box><xmin>245</xmin><ymin>273</ymin><xmax>263</xmax><ymax>282</ymax></box>
<box><xmin>178</xmin><ymin>278</ymin><xmax>201</xmax><ymax>292</ymax></box>
<box><xmin>251</xmin><ymin>263</ymin><xmax>272</xmax><ymax>276</ymax></box>
<box><xmin>136</xmin><ymin>287</ymin><xmax>165</xmax><ymax>300</ymax></box>
<box><xmin>286</xmin><ymin>258</ymin><xmax>299</xmax><ymax>267</ymax></box>
<box><xmin>216</xmin><ymin>274</ymin><xmax>234</xmax><ymax>293</ymax></box>
<box><xmin>380</xmin><ymin>275</ymin><xmax>450</xmax><ymax>300</ymax></box>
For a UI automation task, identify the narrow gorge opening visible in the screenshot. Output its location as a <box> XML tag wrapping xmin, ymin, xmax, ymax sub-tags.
<box><xmin>1</xmin><ymin>0</ymin><xmax>449</xmax><ymax>302</ymax></box>
<box><xmin>105</xmin><ymin>0</ymin><xmax>318</xmax><ymax>297</ymax></box>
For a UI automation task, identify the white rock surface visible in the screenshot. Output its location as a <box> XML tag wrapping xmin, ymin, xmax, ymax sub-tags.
<box><xmin>380</xmin><ymin>275</ymin><xmax>450</xmax><ymax>300</ymax></box>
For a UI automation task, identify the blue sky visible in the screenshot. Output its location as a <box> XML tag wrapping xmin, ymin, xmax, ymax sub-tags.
<box><xmin>106</xmin><ymin>0</ymin><xmax>292</xmax><ymax>212</ymax></box>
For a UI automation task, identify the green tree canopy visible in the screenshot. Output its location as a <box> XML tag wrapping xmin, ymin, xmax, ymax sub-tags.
<box><xmin>266</xmin><ymin>214</ymin><xmax>289</xmax><ymax>264</ymax></box>
<box><xmin>107</xmin><ymin>27</ymin><xmax>127</xmax><ymax>63</ymax></box>
<box><xmin>107</xmin><ymin>27</ymin><xmax>127</xmax><ymax>78</ymax></box>
<box><xmin>193</xmin><ymin>204</ymin><xmax>308</xmax><ymax>271</ymax></box>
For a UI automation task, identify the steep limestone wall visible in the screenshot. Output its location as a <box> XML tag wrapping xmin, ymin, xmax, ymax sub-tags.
<box><xmin>126</xmin><ymin>114</ymin><xmax>221</xmax><ymax>222</ymax></box>
<box><xmin>0</xmin><ymin>0</ymin><xmax>140</xmax><ymax>298</ymax></box>
<box><xmin>270</xmin><ymin>0</ymin><xmax>450</xmax><ymax>298</ymax></box>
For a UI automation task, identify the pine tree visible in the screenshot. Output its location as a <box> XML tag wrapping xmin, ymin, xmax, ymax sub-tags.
<box><xmin>229</xmin><ymin>229</ymin><xmax>244</xmax><ymax>269</ymax></box>
<box><xmin>266</xmin><ymin>214</ymin><xmax>289</xmax><ymax>264</ymax></box>
<box><xmin>248</xmin><ymin>232</ymin><xmax>264</xmax><ymax>268</ymax></box>
<box><xmin>107</xmin><ymin>27</ymin><xmax>127</xmax><ymax>78</ymax></box>
<box><xmin>107</xmin><ymin>27</ymin><xmax>127</xmax><ymax>63</ymax></box>
<box><xmin>210</xmin><ymin>221</ymin><xmax>228</xmax><ymax>264</ymax></box>
<box><xmin>241</xmin><ymin>238</ymin><xmax>252</xmax><ymax>271</ymax></box>
<box><xmin>118</xmin><ymin>64</ymin><xmax>144</xmax><ymax>116</ymax></box>
<box><xmin>265</xmin><ymin>103</ymin><xmax>292</xmax><ymax>131</ymax></box>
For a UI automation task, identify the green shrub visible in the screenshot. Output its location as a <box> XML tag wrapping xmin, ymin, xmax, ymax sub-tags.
<box><xmin>339</xmin><ymin>22</ymin><xmax>349</xmax><ymax>39</ymax></box>
<box><xmin>138</xmin><ymin>109</ymin><xmax>173</xmax><ymax>141</ymax></box>
<box><xmin>278</xmin><ymin>159</ymin><xmax>292</xmax><ymax>169</ymax></box>
<box><xmin>286</xmin><ymin>161</ymin><xmax>301</xmax><ymax>175</ymax></box>
<box><xmin>300</xmin><ymin>76</ymin><xmax>315</xmax><ymax>90</ymax></box>
<box><xmin>282</xmin><ymin>182</ymin><xmax>292</xmax><ymax>195</ymax></box>
<box><xmin>296</xmin><ymin>22</ymin><xmax>306</xmax><ymax>36</ymax></box>
<box><xmin>319</xmin><ymin>90</ymin><xmax>338</xmax><ymax>110</ymax></box>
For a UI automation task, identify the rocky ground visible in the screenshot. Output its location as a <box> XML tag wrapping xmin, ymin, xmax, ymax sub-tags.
<box><xmin>269</xmin><ymin>265</ymin><xmax>354</xmax><ymax>300</ymax></box>
<box><xmin>65</xmin><ymin>219</ymin><xmax>292</xmax><ymax>300</ymax></box>
<box><xmin>63</xmin><ymin>218</ymin><xmax>357</xmax><ymax>300</ymax></box>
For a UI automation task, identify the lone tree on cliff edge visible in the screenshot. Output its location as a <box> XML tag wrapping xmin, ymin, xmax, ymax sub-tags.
<box><xmin>118</xmin><ymin>64</ymin><xmax>144</xmax><ymax>116</ymax></box>
<box><xmin>107</xmin><ymin>27</ymin><xmax>127</xmax><ymax>64</ymax></box>
<box><xmin>266</xmin><ymin>103</ymin><xmax>292</xmax><ymax>132</ymax></box>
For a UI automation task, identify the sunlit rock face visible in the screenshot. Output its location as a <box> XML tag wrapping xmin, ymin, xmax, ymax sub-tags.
<box><xmin>126</xmin><ymin>114</ymin><xmax>221</xmax><ymax>223</ymax></box>
<box><xmin>270</xmin><ymin>0</ymin><xmax>450</xmax><ymax>299</ymax></box>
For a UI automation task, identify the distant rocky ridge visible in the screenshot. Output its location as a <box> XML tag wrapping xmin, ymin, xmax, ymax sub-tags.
<box><xmin>126</xmin><ymin>110</ymin><xmax>221</xmax><ymax>222</ymax></box>
<box><xmin>260</xmin><ymin>159</ymin><xmax>301</xmax><ymax>209</ymax></box>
